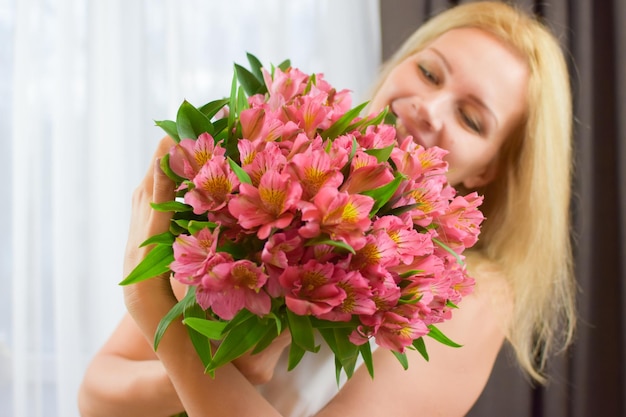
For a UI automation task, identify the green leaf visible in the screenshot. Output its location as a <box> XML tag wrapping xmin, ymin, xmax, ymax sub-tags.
<box><xmin>360</xmin><ymin>175</ymin><xmax>405</xmax><ymax>216</ymax></box>
<box><xmin>346</xmin><ymin>105</ymin><xmax>386</xmax><ymax>133</ymax></box>
<box><xmin>119</xmin><ymin>244</ymin><xmax>173</xmax><ymax>285</ymax></box>
<box><xmin>277</xmin><ymin>59</ymin><xmax>291</xmax><ymax>71</ymax></box>
<box><xmin>287</xmin><ymin>342</ymin><xmax>307</xmax><ymax>371</ymax></box>
<box><xmin>182</xmin><ymin>317</ymin><xmax>228</xmax><ymax>340</ymax></box>
<box><xmin>359</xmin><ymin>342</ymin><xmax>375</xmax><ymax>378</ymax></box>
<box><xmin>364</xmin><ymin>144</ymin><xmax>394</xmax><ymax>163</ymax></box>
<box><xmin>320</xmin><ymin>102</ymin><xmax>368</xmax><ymax>140</ymax></box>
<box><xmin>227</xmin><ymin>157</ymin><xmax>252</xmax><ymax>185</ymax></box>
<box><xmin>187</xmin><ymin>220</ymin><xmax>218</xmax><ymax>235</ymax></box>
<box><xmin>176</xmin><ymin>100</ymin><xmax>214</xmax><ymax>139</ymax></box>
<box><xmin>222</xmin><ymin>308</ymin><xmax>255</xmax><ymax>333</ymax></box>
<box><xmin>445</xmin><ymin>300</ymin><xmax>459</xmax><ymax>309</ymax></box>
<box><xmin>154</xmin><ymin>286</ymin><xmax>198</xmax><ymax>350</ymax></box>
<box><xmin>227</xmin><ymin>71</ymin><xmax>238</xmax><ymax>143</ymax></box>
<box><xmin>199</xmin><ymin>98</ymin><xmax>230</xmax><ymax>120</ymax></box>
<box><xmin>304</xmin><ymin>235</ymin><xmax>356</xmax><ymax>255</ymax></box>
<box><xmin>160</xmin><ymin>153</ymin><xmax>186</xmax><ymax>184</ymax></box>
<box><xmin>139</xmin><ymin>231</ymin><xmax>175</xmax><ymax>248</ymax></box>
<box><xmin>235</xmin><ymin>63</ymin><xmax>264</xmax><ymax>96</ymax></box>
<box><xmin>286</xmin><ymin>309</ymin><xmax>317</xmax><ymax>352</ymax></box>
<box><xmin>391</xmin><ymin>351</ymin><xmax>409</xmax><ymax>370</ymax></box>
<box><xmin>330</xmin><ymin>328</ymin><xmax>359</xmax><ymax>379</ymax></box>
<box><xmin>184</xmin><ymin>304</ymin><xmax>216</xmax><ymax>368</ymax></box>
<box><xmin>427</xmin><ymin>324</ymin><xmax>462</xmax><ymax>348</ymax></box>
<box><xmin>412</xmin><ymin>337</ymin><xmax>429</xmax><ymax>361</ymax></box>
<box><xmin>150</xmin><ymin>201</ymin><xmax>193</xmax><ymax>212</ymax></box>
<box><xmin>207</xmin><ymin>316</ymin><xmax>268</xmax><ymax>372</ymax></box>
<box><xmin>250</xmin><ymin>325</ymin><xmax>281</xmax><ymax>355</ymax></box>
<box><xmin>398</xmin><ymin>270</ymin><xmax>424</xmax><ymax>279</ymax></box>
<box><xmin>246</xmin><ymin>52</ymin><xmax>265</xmax><ymax>84</ymax></box>
<box><xmin>432</xmin><ymin>237</ymin><xmax>465</xmax><ymax>267</ymax></box>
<box><xmin>155</xmin><ymin>120</ymin><xmax>181</xmax><ymax>143</ymax></box>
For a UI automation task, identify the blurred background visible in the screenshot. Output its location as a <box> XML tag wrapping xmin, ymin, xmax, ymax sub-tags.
<box><xmin>1</xmin><ymin>0</ymin><xmax>623</xmax><ymax>416</ymax></box>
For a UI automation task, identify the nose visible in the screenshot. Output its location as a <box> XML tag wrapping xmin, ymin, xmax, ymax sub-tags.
<box><xmin>409</xmin><ymin>93</ymin><xmax>446</xmax><ymax>132</ymax></box>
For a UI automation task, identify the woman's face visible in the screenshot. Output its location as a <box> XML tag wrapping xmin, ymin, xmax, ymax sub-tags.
<box><xmin>370</xmin><ymin>28</ymin><xmax>529</xmax><ymax>188</ymax></box>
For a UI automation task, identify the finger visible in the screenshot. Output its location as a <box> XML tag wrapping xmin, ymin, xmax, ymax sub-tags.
<box><xmin>153</xmin><ymin>158</ymin><xmax>176</xmax><ymax>204</ymax></box>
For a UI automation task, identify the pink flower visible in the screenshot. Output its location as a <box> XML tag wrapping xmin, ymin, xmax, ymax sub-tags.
<box><xmin>340</xmin><ymin>151</ymin><xmax>395</xmax><ymax>194</ymax></box>
<box><xmin>263</xmin><ymin>67</ymin><xmax>309</xmax><ymax>109</ymax></box>
<box><xmin>391</xmin><ymin>140</ymin><xmax>448</xmax><ymax>179</ymax></box>
<box><xmin>169</xmin><ymin>133</ymin><xmax>225</xmax><ymax>180</ymax></box>
<box><xmin>316</xmin><ymin>269</ymin><xmax>376</xmax><ymax>322</ymax></box>
<box><xmin>351</xmin><ymin>305</ymin><xmax>428</xmax><ymax>352</ymax></box>
<box><xmin>228</xmin><ymin>169</ymin><xmax>302</xmax><ymax>239</ymax></box>
<box><xmin>282</xmin><ymin>93</ymin><xmax>330</xmax><ymax>138</ymax></box>
<box><xmin>170</xmin><ymin>227</ymin><xmax>221</xmax><ymax>285</ymax></box>
<box><xmin>286</xmin><ymin>147</ymin><xmax>343</xmax><ymax>200</ymax></box>
<box><xmin>199</xmin><ymin>260</ymin><xmax>271</xmax><ymax>320</ymax></box>
<box><xmin>373</xmin><ymin>215</ymin><xmax>433</xmax><ymax>265</ymax></box>
<box><xmin>349</xmin><ymin>233</ymin><xmax>399</xmax><ymax>274</ymax></box>
<box><xmin>398</xmin><ymin>176</ymin><xmax>454</xmax><ymax>227</ymax></box>
<box><xmin>299</xmin><ymin>186</ymin><xmax>374</xmax><ymax>251</ymax></box>
<box><xmin>279</xmin><ymin>260</ymin><xmax>346</xmax><ymax>317</ymax></box>
<box><xmin>239</xmin><ymin>141</ymin><xmax>286</xmax><ymax>187</ymax></box>
<box><xmin>355</xmin><ymin>124</ymin><xmax>397</xmax><ymax>149</ymax></box>
<box><xmin>185</xmin><ymin>156</ymin><xmax>240</xmax><ymax>214</ymax></box>
<box><xmin>435</xmin><ymin>192</ymin><xmax>485</xmax><ymax>250</ymax></box>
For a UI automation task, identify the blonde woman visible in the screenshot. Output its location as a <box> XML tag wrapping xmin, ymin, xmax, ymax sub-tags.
<box><xmin>78</xmin><ymin>2</ymin><xmax>576</xmax><ymax>416</ymax></box>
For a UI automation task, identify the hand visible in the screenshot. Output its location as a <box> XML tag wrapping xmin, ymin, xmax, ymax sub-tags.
<box><xmin>122</xmin><ymin>136</ymin><xmax>178</xmax><ymax>337</ymax></box>
<box><xmin>232</xmin><ymin>330</ymin><xmax>291</xmax><ymax>385</ymax></box>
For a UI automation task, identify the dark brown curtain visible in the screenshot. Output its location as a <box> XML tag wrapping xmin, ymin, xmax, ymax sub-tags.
<box><xmin>379</xmin><ymin>1</ymin><xmax>626</xmax><ymax>416</ymax></box>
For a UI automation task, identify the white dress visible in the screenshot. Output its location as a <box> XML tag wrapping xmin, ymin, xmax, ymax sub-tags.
<box><xmin>257</xmin><ymin>337</ymin><xmax>375</xmax><ymax>417</ymax></box>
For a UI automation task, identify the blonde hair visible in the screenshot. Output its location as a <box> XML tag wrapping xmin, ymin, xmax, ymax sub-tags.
<box><xmin>373</xmin><ymin>1</ymin><xmax>576</xmax><ymax>383</ymax></box>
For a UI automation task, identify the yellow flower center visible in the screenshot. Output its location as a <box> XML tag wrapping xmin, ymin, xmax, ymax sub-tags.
<box><xmin>341</xmin><ymin>201</ymin><xmax>359</xmax><ymax>223</ymax></box>
<box><xmin>232</xmin><ymin>264</ymin><xmax>258</xmax><ymax>290</ymax></box>
<box><xmin>194</xmin><ymin>149</ymin><xmax>211</xmax><ymax>167</ymax></box>
<box><xmin>259</xmin><ymin>187</ymin><xmax>286</xmax><ymax>216</ymax></box>
<box><xmin>351</xmin><ymin>242</ymin><xmax>380</xmax><ymax>270</ymax></box>
<box><xmin>202</xmin><ymin>175</ymin><xmax>232</xmax><ymax>201</ymax></box>
<box><xmin>303</xmin><ymin>167</ymin><xmax>329</xmax><ymax>195</ymax></box>
<box><xmin>302</xmin><ymin>270</ymin><xmax>326</xmax><ymax>291</ymax></box>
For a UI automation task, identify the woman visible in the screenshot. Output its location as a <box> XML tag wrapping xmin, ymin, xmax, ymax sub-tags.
<box><xmin>78</xmin><ymin>2</ymin><xmax>576</xmax><ymax>416</ymax></box>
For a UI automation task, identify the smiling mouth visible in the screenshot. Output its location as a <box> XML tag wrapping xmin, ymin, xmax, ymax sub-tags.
<box><xmin>393</xmin><ymin>115</ymin><xmax>426</xmax><ymax>148</ymax></box>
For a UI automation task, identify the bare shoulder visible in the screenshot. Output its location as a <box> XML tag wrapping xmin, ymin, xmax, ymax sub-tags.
<box><xmin>317</xmin><ymin>255</ymin><xmax>512</xmax><ymax>417</ymax></box>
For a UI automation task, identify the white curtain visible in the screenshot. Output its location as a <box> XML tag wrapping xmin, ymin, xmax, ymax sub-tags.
<box><xmin>0</xmin><ymin>0</ymin><xmax>381</xmax><ymax>415</ymax></box>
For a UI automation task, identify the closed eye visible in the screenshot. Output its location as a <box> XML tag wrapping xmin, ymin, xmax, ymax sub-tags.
<box><xmin>460</xmin><ymin>110</ymin><xmax>482</xmax><ymax>134</ymax></box>
<box><xmin>418</xmin><ymin>64</ymin><xmax>439</xmax><ymax>85</ymax></box>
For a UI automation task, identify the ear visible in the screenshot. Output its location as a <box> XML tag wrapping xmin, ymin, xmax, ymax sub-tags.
<box><xmin>461</xmin><ymin>161</ymin><xmax>498</xmax><ymax>189</ymax></box>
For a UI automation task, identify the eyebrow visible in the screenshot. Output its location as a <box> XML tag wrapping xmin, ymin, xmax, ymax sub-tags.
<box><xmin>428</xmin><ymin>46</ymin><xmax>499</xmax><ymax>129</ymax></box>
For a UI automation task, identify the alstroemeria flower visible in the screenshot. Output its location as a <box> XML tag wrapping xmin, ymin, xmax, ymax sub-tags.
<box><xmin>391</xmin><ymin>139</ymin><xmax>449</xmax><ymax>179</ymax></box>
<box><xmin>197</xmin><ymin>260</ymin><xmax>270</xmax><ymax>320</ymax></box>
<box><xmin>355</xmin><ymin>124</ymin><xmax>397</xmax><ymax>149</ymax></box>
<box><xmin>286</xmin><ymin>147</ymin><xmax>343</xmax><ymax>200</ymax></box>
<box><xmin>340</xmin><ymin>151</ymin><xmax>395</xmax><ymax>194</ymax></box>
<box><xmin>263</xmin><ymin>67</ymin><xmax>309</xmax><ymax>109</ymax></box>
<box><xmin>279</xmin><ymin>260</ymin><xmax>345</xmax><ymax>317</ymax></box>
<box><xmin>316</xmin><ymin>269</ymin><xmax>376</xmax><ymax>322</ymax></box>
<box><xmin>398</xmin><ymin>176</ymin><xmax>454</xmax><ymax>227</ymax></box>
<box><xmin>240</xmin><ymin>141</ymin><xmax>286</xmax><ymax>187</ymax></box>
<box><xmin>373</xmin><ymin>215</ymin><xmax>433</xmax><ymax>265</ymax></box>
<box><xmin>185</xmin><ymin>156</ymin><xmax>240</xmax><ymax>214</ymax></box>
<box><xmin>299</xmin><ymin>186</ymin><xmax>374</xmax><ymax>251</ymax></box>
<box><xmin>282</xmin><ymin>93</ymin><xmax>330</xmax><ymax>138</ymax></box>
<box><xmin>373</xmin><ymin>305</ymin><xmax>429</xmax><ymax>352</ymax></box>
<box><xmin>228</xmin><ymin>169</ymin><xmax>302</xmax><ymax>239</ymax></box>
<box><xmin>170</xmin><ymin>227</ymin><xmax>221</xmax><ymax>285</ymax></box>
<box><xmin>169</xmin><ymin>133</ymin><xmax>225</xmax><ymax>180</ymax></box>
<box><xmin>435</xmin><ymin>192</ymin><xmax>485</xmax><ymax>250</ymax></box>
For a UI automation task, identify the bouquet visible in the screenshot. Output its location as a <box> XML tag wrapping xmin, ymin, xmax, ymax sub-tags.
<box><xmin>120</xmin><ymin>54</ymin><xmax>484</xmax><ymax>381</ymax></box>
